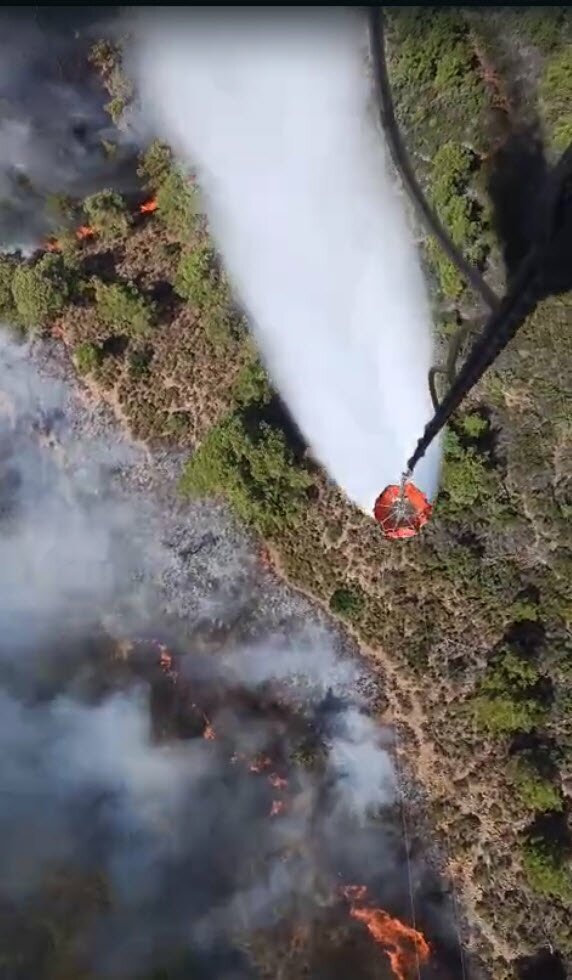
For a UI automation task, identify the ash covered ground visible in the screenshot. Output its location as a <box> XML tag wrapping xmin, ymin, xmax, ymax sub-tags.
<box><xmin>0</xmin><ymin>335</ymin><xmax>477</xmax><ymax>980</ymax></box>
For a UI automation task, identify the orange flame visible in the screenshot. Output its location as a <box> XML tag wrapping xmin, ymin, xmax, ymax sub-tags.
<box><xmin>203</xmin><ymin>723</ymin><xmax>216</xmax><ymax>741</ymax></box>
<box><xmin>44</xmin><ymin>238</ymin><xmax>61</xmax><ymax>253</ymax></box>
<box><xmin>342</xmin><ymin>885</ymin><xmax>430</xmax><ymax>980</ymax></box>
<box><xmin>76</xmin><ymin>224</ymin><xmax>95</xmax><ymax>241</ymax></box>
<box><xmin>270</xmin><ymin>799</ymin><xmax>286</xmax><ymax>817</ymax></box>
<box><xmin>139</xmin><ymin>197</ymin><xmax>158</xmax><ymax>214</ymax></box>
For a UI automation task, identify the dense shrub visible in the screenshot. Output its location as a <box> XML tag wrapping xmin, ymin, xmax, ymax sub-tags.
<box><xmin>137</xmin><ymin>140</ymin><xmax>173</xmax><ymax>191</ymax></box>
<box><xmin>440</xmin><ymin>430</ymin><xmax>493</xmax><ymax>512</ymax></box>
<box><xmin>511</xmin><ymin>757</ymin><xmax>563</xmax><ymax>812</ymax></box>
<box><xmin>427</xmin><ymin>142</ymin><xmax>487</xmax><ymax>298</ymax></box>
<box><xmin>83</xmin><ymin>190</ymin><xmax>130</xmax><ymax>242</ymax></box>
<box><xmin>74</xmin><ymin>342</ymin><xmax>102</xmax><ymax>376</ymax></box>
<box><xmin>156</xmin><ymin>169</ymin><xmax>199</xmax><ymax>239</ymax></box>
<box><xmin>329</xmin><ymin>586</ymin><xmax>365</xmax><ymax>622</ymax></box>
<box><xmin>94</xmin><ymin>280</ymin><xmax>153</xmax><ymax>338</ymax></box>
<box><xmin>180</xmin><ymin>413</ymin><xmax>312</xmax><ymax>536</ymax></box>
<box><xmin>522</xmin><ymin>836</ymin><xmax>572</xmax><ymax>902</ymax></box>
<box><xmin>233</xmin><ymin>354</ymin><xmax>273</xmax><ymax>407</ymax></box>
<box><xmin>473</xmin><ymin>649</ymin><xmax>549</xmax><ymax>734</ymax></box>
<box><xmin>176</xmin><ymin>245</ymin><xmax>238</xmax><ymax>346</ymax></box>
<box><xmin>12</xmin><ymin>254</ymin><xmax>70</xmax><ymax>329</ymax></box>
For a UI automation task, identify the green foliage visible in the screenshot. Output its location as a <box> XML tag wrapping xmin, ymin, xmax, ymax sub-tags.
<box><xmin>329</xmin><ymin>586</ymin><xmax>365</xmax><ymax>622</ymax></box>
<box><xmin>440</xmin><ymin>429</ymin><xmax>492</xmax><ymax>512</ymax></box>
<box><xmin>12</xmin><ymin>253</ymin><xmax>69</xmax><ymax>329</ymax></box>
<box><xmin>83</xmin><ymin>190</ymin><xmax>130</xmax><ymax>242</ymax></box>
<box><xmin>473</xmin><ymin>648</ymin><xmax>548</xmax><ymax>734</ymax></box>
<box><xmin>512</xmin><ymin>8</ymin><xmax>572</xmax><ymax>55</ymax></box>
<box><xmin>137</xmin><ymin>140</ymin><xmax>173</xmax><ymax>191</ymax></box>
<box><xmin>509</xmin><ymin>600</ymin><xmax>541</xmax><ymax>623</ymax></box>
<box><xmin>128</xmin><ymin>345</ymin><xmax>153</xmax><ymax>379</ymax></box>
<box><xmin>233</xmin><ymin>354</ymin><xmax>272</xmax><ymax>407</ymax></box>
<box><xmin>179</xmin><ymin>413</ymin><xmax>313</xmax><ymax>536</ymax></box>
<box><xmin>74</xmin><ymin>342</ymin><xmax>102</xmax><ymax>376</ymax></box>
<box><xmin>0</xmin><ymin>254</ymin><xmax>18</xmax><ymax>323</ymax></box>
<box><xmin>522</xmin><ymin>836</ymin><xmax>572</xmax><ymax>901</ymax></box>
<box><xmin>459</xmin><ymin>412</ymin><xmax>489</xmax><ymax>440</ymax></box>
<box><xmin>94</xmin><ymin>280</ymin><xmax>153</xmax><ymax>338</ymax></box>
<box><xmin>511</xmin><ymin>758</ymin><xmax>563</xmax><ymax>813</ymax></box>
<box><xmin>176</xmin><ymin>244</ymin><xmax>219</xmax><ymax>307</ymax></box>
<box><xmin>539</xmin><ymin>47</ymin><xmax>572</xmax><ymax>153</ymax></box>
<box><xmin>388</xmin><ymin>9</ymin><xmax>487</xmax><ymax>148</ymax></box>
<box><xmin>156</xmin><ymin>169</ymin><xmax>199</xmax><ymax>239</ymax></box>
<box><xmin>176</xmin><ymin>245</ymin><xmax>237</xmax><ymax>346</ymax></box>
<box><xmin>427</xmin><ymin>142</ymin><xmax>486</xmax><ymax>298</ymax></box>
<box><xmin>89</xmin><ymin>39</ymin><xmax>133</xmax><ymax>124</ymax></box>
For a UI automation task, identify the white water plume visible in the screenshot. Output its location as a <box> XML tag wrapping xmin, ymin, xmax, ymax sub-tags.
<box><xmin>133</xmin><ymin>7</ymin><xmax>442</xmax><ymax>512</ymax></box>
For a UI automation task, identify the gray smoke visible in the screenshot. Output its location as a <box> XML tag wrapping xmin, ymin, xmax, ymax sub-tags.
<box><xmin>0</xmin><ymin>333</ymin><xmax>398</xmax><ymax>976</ymax></box>
<box><xmin>0</xmin><ymin>8</ymin><xmax>136</xmax><ymax>251</ymax></box>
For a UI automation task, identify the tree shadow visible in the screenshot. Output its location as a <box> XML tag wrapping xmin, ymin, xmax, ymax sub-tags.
<box><xmin>487</xmin><ymin>125</ymin><xmax>572</xmax><ymax>297</ymax></box>
<box><xmin>516</xmin><ymin>948</ymin><xmax>567</xmax><ymax>980</ymax></box>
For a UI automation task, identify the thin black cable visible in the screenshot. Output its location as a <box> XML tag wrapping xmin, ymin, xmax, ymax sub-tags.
<box><xmin>368</xmin><ymin>7</ymin><xmax>500</xmax><ymax>314</ymax></box>
<box><xmin>407</xmin><ymin>142</ymin><xmax>572</xmax><ymax>474</ymax></box>
<box><xmin>369</xmin><ymin>6</ymin><xmax>572</xmax><ymax>476</ymax></box>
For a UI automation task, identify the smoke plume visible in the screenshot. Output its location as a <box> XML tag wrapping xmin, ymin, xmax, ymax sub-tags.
<box><xmin>132</xmin><ymin>7</ymin><xmax>442</xmax><ymax>511</ymax></box>
<box><xmin>0</xmin><ymin>335</ymin><xmax>408</xmax><ymax>977</ymax></box>
<box><xmin>0</xmin><ymin>8</ymin><xmax>135</xmax><ymax>251</ymax></box>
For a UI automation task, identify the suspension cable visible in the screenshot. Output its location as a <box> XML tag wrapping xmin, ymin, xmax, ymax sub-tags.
<box><xmin>367</xmin><ymin>7</ymin><xmax>500</xmax><ymax>314</ymax></box>
<box><xmin>369</xmin><ymin>6</ymin><xmax>572</xmax><ymax>478</ymax></box>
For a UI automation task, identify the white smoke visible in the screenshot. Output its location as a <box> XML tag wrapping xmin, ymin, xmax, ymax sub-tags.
<box><xmin>0</xmin><ymin>335</ymin><xmax>399</xmax><ymax>971</ymax></box>
<box><xmin>131</xmin><ymin>6</ymin><xmax>442</xmax><ymax>511</ymax></box>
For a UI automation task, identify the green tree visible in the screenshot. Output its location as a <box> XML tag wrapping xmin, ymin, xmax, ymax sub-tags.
<box><xmin>94</xmin><ymin>280</ymin><xmax>153</xmax><ymax>338</ymax></box>
<box><xmin>74</xmin><ymin>342</ymin><xmax>103</xmax><ymax>376</ymax></box>
<box><xmin>175</xmin><ymin>244</ymin><xmax>220</xmax><ymax>307</ymax></box>
<box><xmin>427</xmin><ymin>142</ymin><xmax>487</xmax><ymax>299</ymax></box>
<box><xmin>176</xmin><ymin>245</ymin><xmax>238</xmax><ymax>346</ymax></box>
<box><xmin>89</xmin><ymin>39</ymin><xmax>133</xmax><ymax>124</ymax></box>
<box><xmin>83</xmin><ymin>190</ymin><xmax>130</xmax><ymax>242</ymax></box>
<box><xmin>137</xmin><ymin>140</ymin><xmax>173</xmax><ymax>191</ymax></box>
<box><xmin>522</xmin><ymin>836</ymin><xmax>572</xmax><ymax>902</ymax></box>
<box><xmin>12</xmin><ymin>253</ymin><xmax>69</xmax><ymax>329</ymax></box>
<box><xmin>511</xmin><ymin>757</ymin><xmax>563</xmax><ymax>812</ymax></box>
<box><xmin>156</xmin><ymin>169</ymin><xmax>199</xmax><ymax>238</ymax></box>
<box><xmin>473</xmin><ymin>649</ymin><xmax>549</xmax><ymax>735</ymax></box>
<box><xmin>180</xmin><ymin>414</ymin><xmax>312</xmax><ymax>536</ymax></box>
<box><xmin>233</xmin><ymin>354</ymin><xmax>272</xmax><ymax>407</ymax></box>
<box><xmin>329</xmin><ymin>586</ymin><xmax>365</xmax><ymax>622</ymax></box>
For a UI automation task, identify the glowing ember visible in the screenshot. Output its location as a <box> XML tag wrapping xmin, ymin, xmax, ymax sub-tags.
<box><xmin>342</xmin><ymin>885</ymin><xmax>430</xmax><ymax>980</ymax></box>
<box><xmin>203</xmin><ymin>723</ymin><xmax>216</xmax><ymax>741</ymax></box>
<box><xmin>158</xmin><ymin>646</ymin><xmax>175</xmax><ymax>675</ymax></box>
<box><xmin>139</xmin><ymin>197</ymin><xmax>158</xmax><ymax>214</ymax></box>
<box><xmin>269</xmin><ymin>800</ymin><xmax>286</xmax><ymax>817</ymax></box>
<box><xmin>341</xmin><ymin>884</ymin><xmax>368</xmax><ymax>902</ymax></box>
<box><xmin>249</xmin><ymin>755</ymin><xmax>272</xmax><ymax>774</ymax></box>
<box><xmin>268</xmin><ymin>773</ymin><xmax>288</xmax><ymax>791</ymax></box>
<box><xmin>76</xmin><ymin>224</ymin><xmax>95</xmax><ymax>240</ymax></box>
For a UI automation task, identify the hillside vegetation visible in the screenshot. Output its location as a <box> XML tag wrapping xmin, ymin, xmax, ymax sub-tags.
<box><xmin>1</xmin><ymin>9</ymin><xmax>570</xmax><ymax>979</ymax></box>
